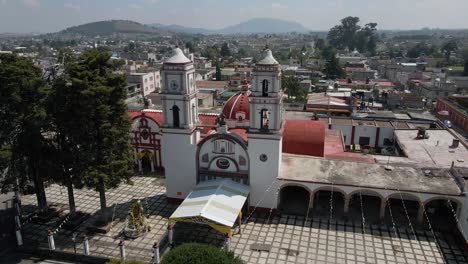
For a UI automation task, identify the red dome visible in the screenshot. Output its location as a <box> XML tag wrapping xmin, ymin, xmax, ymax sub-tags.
<box><xmin>222</xmin><ymin>91</ymin><xmax>250</xmax><ymax>120</ymax></box>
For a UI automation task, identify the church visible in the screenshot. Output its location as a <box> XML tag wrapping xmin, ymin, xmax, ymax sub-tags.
<box><xmin>128</xmin><ymin>46</ymin><xmax>468</xmax><ymax>244</ymax></box>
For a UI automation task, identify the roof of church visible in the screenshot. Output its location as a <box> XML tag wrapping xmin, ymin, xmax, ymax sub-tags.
<box><xmin>222</xmin><ymin>91</ymin><xmax>250</xmax><ymax>120</ymax></box>
<box><xmin>282</xmin><ymin>120</ymin><xmax>325</xmax><ymax>157</ymax></box>
<box><xmin>165</xmin><ymin>47</ymin><xmax>191</xmax><ymax>64</ymax></box>
<box><xmin>257</xmin><ymin>49</ymin><xmax>279</xmax><ymax>65</ymax></box>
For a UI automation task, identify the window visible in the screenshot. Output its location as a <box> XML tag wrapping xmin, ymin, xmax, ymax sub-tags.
<box><xmin>172</xmin><ymin>105</ymin><xmax>180</xmax><ymax>128</ymax></box>
<box><xmin>262</xmin><ymin>79</ymin><xmax>269</xmax><ymax>97</ymax></box>
<box><xmin>260</xmin><ymin>109</ymin><xmax>270</xmax><ymax>130</ymax></box>
<box><xmin>202</xmin><ymin>153</ymin><xmax>209</xmax><ymax>162</ymax></box>
<box><xmin>216</xmin><ymin>158</ymin><xmax>230</xmax><ymax>170</ymax></box>
<box><xmin>239</xmin><ymin>156</ymin><xmax>246</xmax><ymax>166</ymax></box>
<box><xmin>359</xmin><ymin>137</ymin><xmax>370</xmax><ymax>145</ymax></box>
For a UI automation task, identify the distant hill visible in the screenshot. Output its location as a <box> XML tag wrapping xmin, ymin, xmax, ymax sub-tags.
<box><xmin>149</xmin><ymin>23</ymin><xmax>213</xmax><ymax>35</ymax></box>
<box><xmin>61</xmin><ymin>20</ymin><xmax>164</xmax><ymax>36</ymax></box>
<box><xmin>220</xmin><ymin>18</ymin><xmax>309</xmax><ymax>34</ymax></box>
<box><xmin>149</xmin><ymin>18</ymin><xmax>310</xmax><ymax>35</ymax></box>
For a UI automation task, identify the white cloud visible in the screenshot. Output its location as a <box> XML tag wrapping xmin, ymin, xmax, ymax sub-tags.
<box><xmin>21</xmin><ymin>0</ymin><xmax>40</xmax><ymax>8</ymax></box>
<box><xmin>271</xmin><ymin>3</ymin><xmax>288</xmax><ymax>11</ymax></box>
<box><xmin>64</xmin><ymin>2</ymin><xmax>80</xmax><ymax>11</ymax></box>
<box><xmin>145</xmin><ymin>0</ymin><xmax>160</xmax><ymax>4</ymax></box>
<box><xmin>129</xmin><ymin>4</ymin><xmax>142</xmax><ymax>9</ymax></box>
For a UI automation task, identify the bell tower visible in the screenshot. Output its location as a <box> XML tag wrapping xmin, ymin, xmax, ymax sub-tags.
<box><xmin>249</xmin><ymin>48</ymin><xmax>283</xmax><ymax>133</ymax></box>
<box><xmin>161</xmin><ymin>47</ymin><xmax>198</xmax><ymax>129</ymax></box>
<box><xmin>161</xmin><ymin>47</ymin><xmax>199</xmax><ymax>202</ymax></box>
<box><xmin>247</xmin><ymin>47</ymin><xmax>284</xmax><ymax>211</ymax></box>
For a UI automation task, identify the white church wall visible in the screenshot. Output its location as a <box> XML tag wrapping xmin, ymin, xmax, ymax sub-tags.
<box><xmin>459</xmin><ymin>195</ymin><xmax>468</xmax><ymax>245</ymax></box>
<box><xmin>248</xmin><ymin>136</ymin><xmax>282</xmax><ymax>209</ymax></box>
<box><xmin>162</xmin><ymin>132</ymin><xmax>197</xmax><ymax>200</ymax></box>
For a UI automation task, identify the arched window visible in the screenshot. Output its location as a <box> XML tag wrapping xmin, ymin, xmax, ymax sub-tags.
<box><xmin>260</xmin><ymin>109</ymin><xmax>270</xmax><ymax>130</ymax></box>
<box><xmin>262</xmin><ymin>79</ymin><xmax>269</xmax><ymax>97</ymax></box>
<box><xmin>172</xmin><ymin>105</ymin><xmax>180</xmax><ymax>128</ymax></box>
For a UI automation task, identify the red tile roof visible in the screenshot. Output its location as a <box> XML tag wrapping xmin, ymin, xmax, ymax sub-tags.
<box><xmin>222</xmin><ymin>91</ymin><xmax>250</xmax><ymax>120</ymax></box>
<box><xmin>128</xmin><ymin>110</ymin><xmax>163</xmax><ymax>126</ymax></box>
<box><xmin>282</xmin><ymin>120</ymin><xmax>325</xmax><ymax>157</ymax></box>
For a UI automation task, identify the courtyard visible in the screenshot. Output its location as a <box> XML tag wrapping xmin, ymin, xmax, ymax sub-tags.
<box><xmin>19</xmin><ymin>176</ymin><xmax>468</xmax><ymax>264</ymax></box>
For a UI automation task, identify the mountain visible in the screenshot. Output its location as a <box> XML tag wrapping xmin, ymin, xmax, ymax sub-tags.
<box><xmin>149</xmin><ymin>18</ymin><xmax>309</xmax><ymax>35</ymax></box>
<box><xmin>149</xmin><ymin>23</ymin><xmax>213</xmax><ymax>35</ymax></box>
<box><xmin>60</xmin><ymin>20</ymin><xmax>164</xmax><ymax>36</ymax></box>
<box><xmin>220</xmin><ymin>18</ymin><xmax>309</xmax><ymax>34</ymax></box>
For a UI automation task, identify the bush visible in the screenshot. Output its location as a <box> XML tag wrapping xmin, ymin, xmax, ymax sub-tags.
<box><xmin>161</xmin><ymin>243</ymin><xmax>244</xmax><ymax>264</ymax></box>
<box><xmin>106</xmin><ymin>259</ymin><xmax>144</xmax><ymax>264</ymax></box>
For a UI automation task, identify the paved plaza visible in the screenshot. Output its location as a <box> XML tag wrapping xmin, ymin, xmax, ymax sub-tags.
<box><xmin>19</xmin><ymin>176</ymin><xmax>468</xmax><ymax>264</ymax></box>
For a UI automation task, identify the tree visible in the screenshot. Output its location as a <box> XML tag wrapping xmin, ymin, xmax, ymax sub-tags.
<box><xmin>0</xmin><ymin>54</ymin><xmax>50</xmax><ymax>212</ymax></box>
<box><xmin>328</xmin><ymin>16</ymin><xmax>361</xmax><ymax>50</ymax></box>
<box><xmin>462</xmin><ymin>49</ymin><xmax>468</xmax><ymax>76</ymax></box>
<box><xmin>161</xmin><ymin>243</ymin><xmax>244</xmax><ymax>264</ymax></box>
<box><xmin>323</xmin><ymin>54</ymin><xmax>346</xmax><ymax>79</ymax></box>
<box><xmin>282</xmin><ymin>75</ymin><xmax>307</xmax><ymax>101</ymax></box>
<box><xmin>185</xmin><ymin>41</ymin><xmax>195</xmax><ymax>53</ymax></box>
<box><xmin>220</xmin><ymin>42</ymin><xmax>231</xmax><ymax>58</ymax></box>
<box><xmin>327</xmin><ymin>17</ymin><xmax>378</xmax><ymax>54</ymax></box>
<box><xmin>61</xmin><ymin>50</ymin><xmax>133</xmax><ymax>220</ymax></box>
<box><xmin>215</xmin><ymin>63</ymin><xmax>222</xmax><ymax>81</ymax></box>
<box><xmin>442</xmin><ymin>39</ymin><xmax>458</xmax><ymax>61</ymax></box>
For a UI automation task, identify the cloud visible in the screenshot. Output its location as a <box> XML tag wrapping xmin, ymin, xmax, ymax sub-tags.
<box><xmin>271</xmin><ymin>3</ymin><xmax>288</xmax><ymax>11</ymax></box>
<box><xmin>64</xmin><ymin>2</ymin><xmax>80</xmax><ymax>11</ymax></box>
<box><xmin>145</xmin><ymin>0</ymin><xmax>159</xmax><ymax>3</ymax></box>
<box><xmin>129</xmin><ymin>4</ymin><xmax>142</xmax><ymax>9</ymax></box>
<box><xmin>21</xmin><ymin>0</ymin><xmax>40</xmax><ymax>8</ymax></box>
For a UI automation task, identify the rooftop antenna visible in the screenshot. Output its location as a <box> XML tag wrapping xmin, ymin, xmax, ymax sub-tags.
<box><xmin>265</xmin><ymin>34</ymin><xmax>270</xmax><ymax>49</ymax></box>
<box><xmin>174</xmin><ymin>34</ymin><xmax>179</xmax><ymax>48</ymax></box>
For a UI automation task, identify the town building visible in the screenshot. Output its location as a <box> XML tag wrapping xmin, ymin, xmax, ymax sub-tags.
<box><xmin>128</xmin><ymin>46</ymin><xmax>468</xmax><ymax>245</ymax></box>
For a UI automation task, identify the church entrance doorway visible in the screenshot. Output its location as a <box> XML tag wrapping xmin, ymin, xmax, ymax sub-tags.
<box><xmin>141</xmin><ymin>152</ymin><xmax>152</xmax><ymax>174</ymax></box>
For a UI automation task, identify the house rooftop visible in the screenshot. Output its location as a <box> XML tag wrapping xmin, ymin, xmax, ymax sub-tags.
<box><xmin>280</xmin><ymin>154</ymin><xmax>462</xmax><ymax>196</ymax></box>
<box><xmin>393</xmin><ymin>129</ymin><xmax>468</xmax><ymax>168</ymax></box>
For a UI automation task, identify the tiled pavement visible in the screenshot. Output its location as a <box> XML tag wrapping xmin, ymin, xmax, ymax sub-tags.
<box><xmin>20</xmin><ymin>177</ymin><xmax>468</xmax><ymax>264</ymax></box>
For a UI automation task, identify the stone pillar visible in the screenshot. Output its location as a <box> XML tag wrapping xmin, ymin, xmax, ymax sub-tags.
<box><xmin>15</xmin><ymin>228</ymin><xmax>23</xmax><ymax>246</ymax></box>
<box><xmin>168</xmin><ymin>224</ymin><xmax>173</xmax><ymax>246</ymax></box>
<box><xmin>379</xmin><ymin>199</ymin><xmax>387</xmax><ymax>222</ymax></box>
<box><xmin>344</xmin><ymin>196</ymin><xmax>350</xmax><ymax>214</ymax></box>
<box><xmin>83</xmin><ymin>235</ymin><xmax>90</xmax><ymax>255</ymax></box>
<box><xmin>119</xmin><ymin>240</ymin><xmax>126</xmax><ymax>261</ymax></box>
<box><xmin>47</xmin><ymin>230</ymin><xmax>55</xmax><ymax>251</ymax></box>
<box><xmin>138</xmin><ymin>159</ymin><xmax>143</xmax><ymax>173</ymax></box>
<box><xmin>225</xmin><ymin>233</ymin><xmax>231</xmax><ymax>251</ymax></box>
<box><xmin>309</xmin><ymin>193</ymin><xmax>315</xmax><ymax>209</ymax></box>
<box><xmin>417</xmin><ymin>203</ymin><xmax>425</xmax><ymax>224</ymax></box>
<box><xmin>153</xmin><ymin>241</ymin><xmax>160</xmax><ymax>264</ymax></box>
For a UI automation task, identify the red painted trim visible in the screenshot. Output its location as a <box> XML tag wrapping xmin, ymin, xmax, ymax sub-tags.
<box><xmin>351</xmin><ymin>126</ymin><xmax>355</xmax><ymax>145</ymax></box>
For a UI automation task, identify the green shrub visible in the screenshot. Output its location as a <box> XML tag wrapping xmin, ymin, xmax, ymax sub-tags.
<box><xmin>161</xmin><ymin>243</ymin><xmax>244</xmax><ymax>264</ymax></box>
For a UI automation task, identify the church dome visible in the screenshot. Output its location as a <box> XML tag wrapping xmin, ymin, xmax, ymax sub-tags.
<box><xmin>222</xmin><ymin>90</ymin><xmax>250</xmax><ymax>120</ymax></box>
<box><xmin>165</xmin><ymin>47</ymin><xmax>191</xmax><ymax>64</ymax></box>
<box><xmin>257</xmin><ymin>48</ymin><xmax>279</xmax><ymax>65</ymax></box>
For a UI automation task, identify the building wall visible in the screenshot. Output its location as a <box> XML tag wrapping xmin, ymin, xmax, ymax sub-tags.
<box><xmin>162</xmin><ymin>131</ymin><xmax>198</xmax><ymax>200</ymax></box>
<box><xmin>248</xmin><ymin>136</ymin><xmax>282</xmax><ymax>209</ymax></box>
<box><xmin>353</xmin><ymin>126</ymin><xmax>377</xmax><ymax>147</ymax></box>
<box><xmin>331</xmin><ymin>124</ymin><xmax>353</xmax><ymax>145</ymax></box>
<box><xmin>378</xmin><ymin>127</ymin><xmax>394</xmax><ymax>147</ymax></box>
<box><xmin>436</xmin><ymin>98</ymin><xmax>468</xmax><ymax>133</ymax></box>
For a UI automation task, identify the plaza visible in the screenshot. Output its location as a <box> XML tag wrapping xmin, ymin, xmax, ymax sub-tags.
<box><xmin>19</xmin><ymin>176</ymin><xmax>468</xmax><ymax>264</ymax></box>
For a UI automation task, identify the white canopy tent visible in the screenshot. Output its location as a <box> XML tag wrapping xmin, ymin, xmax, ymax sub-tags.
<box><xmin>168</xmin><ymin>179</ymin><xmax>250</xmax><ymax>237</ymax></box>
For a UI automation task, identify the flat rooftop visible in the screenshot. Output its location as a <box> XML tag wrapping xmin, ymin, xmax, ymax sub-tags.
<box><xmin>279</xmin><ymin>154</ymin><xmax>462</xmax><ymax>196</ymax></box>
<box><xmin>394</xmin><ymin>129</ymin><xmax>468</xmax><ymax>168</ymax></box>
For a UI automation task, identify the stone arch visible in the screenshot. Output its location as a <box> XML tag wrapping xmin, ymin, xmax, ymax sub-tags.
<box><xmin>384</xmin><ymin>192</ymin><xmax>421</xmax><ymax>227</ymax></box>
<box><xmin>278</xmin><ymin>183</ymin><xmax>311</xmax><ymax>216</ymax></box>
<box><xmin>424</xmin><ymin>197</ymin><xmax>461</xmax><ymax>231</ymax></box>
<box><xmin>347</xmin><ymin>189</ymin><xmax>384</xmax><ymax>224</ymax></box>
<box><xmin>312</xmin><ymin>185</ymin><xmax>347</xmax><ymax>218</ymax></box>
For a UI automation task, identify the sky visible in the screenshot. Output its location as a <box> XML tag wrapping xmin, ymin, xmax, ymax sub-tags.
<box><xmin>1</xmin><ymin>0</ymin><xmax>468</xmax><ymax>33</ymax></box>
